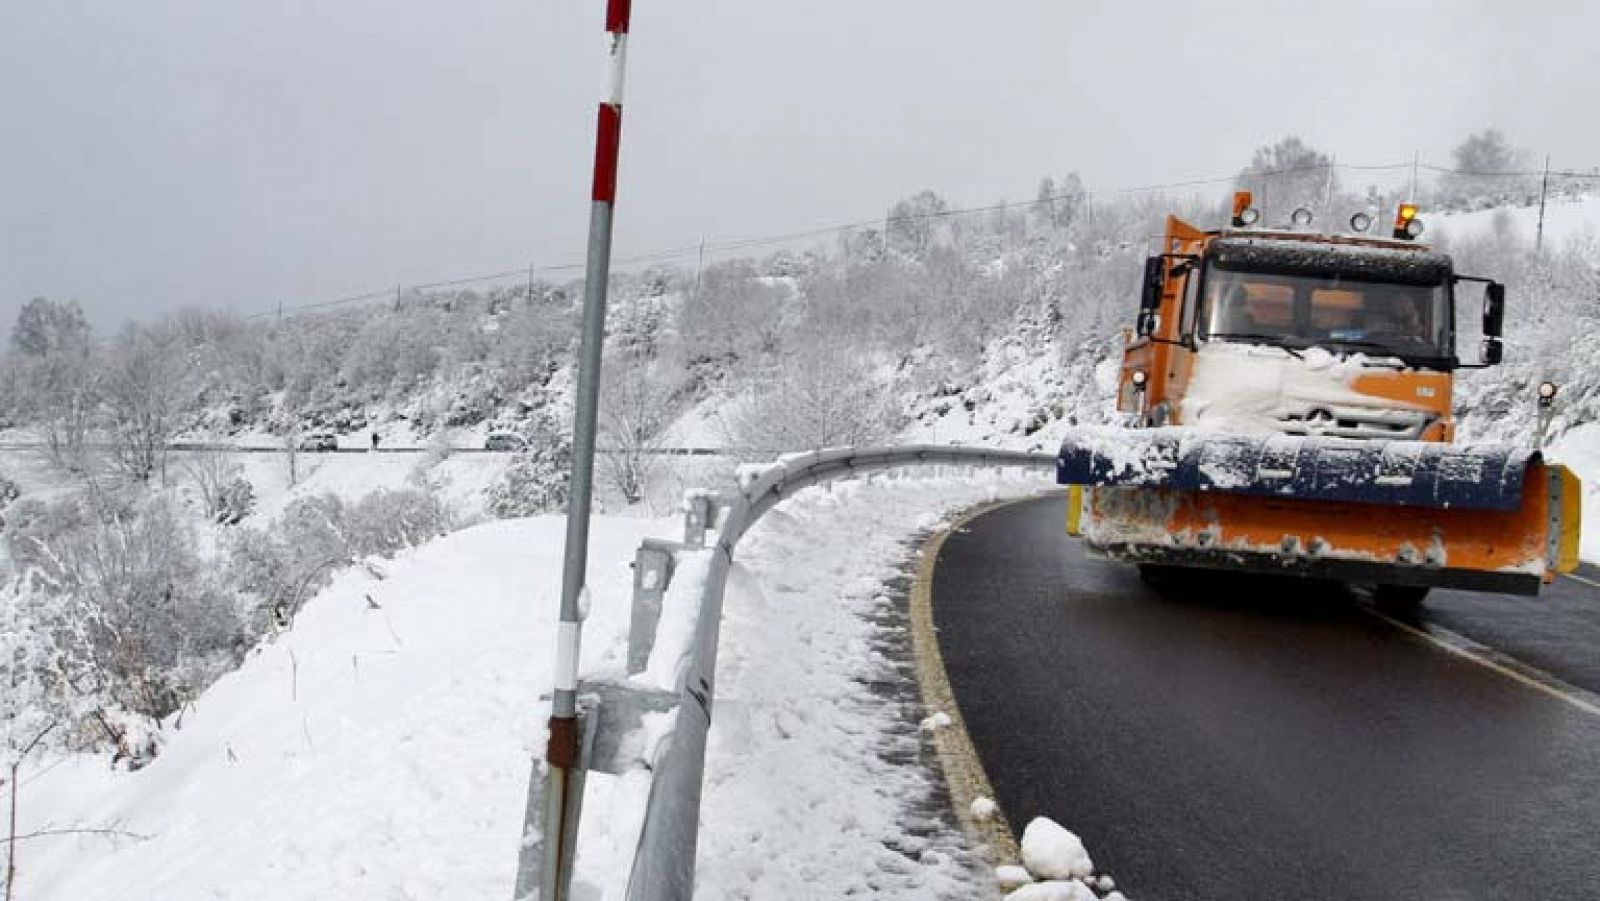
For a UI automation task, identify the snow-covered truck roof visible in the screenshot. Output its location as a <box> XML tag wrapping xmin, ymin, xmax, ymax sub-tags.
<box><xmin>1206</xmin><ymin>236</ymin><xmax>1453</xmax><ymax>286</ymax></box>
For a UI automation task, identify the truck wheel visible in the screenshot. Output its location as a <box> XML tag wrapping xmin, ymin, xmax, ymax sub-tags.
<box><xmin>1372</xmin><ymin>583</ymin><xmax>1430</xmax><ymax>613</ymax></box>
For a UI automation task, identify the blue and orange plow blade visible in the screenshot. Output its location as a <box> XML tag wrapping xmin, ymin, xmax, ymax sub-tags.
<box><xmin>1057</xmin><ymin>428</ymin><xmax>1580</xmax><ymax>596</ymax></box>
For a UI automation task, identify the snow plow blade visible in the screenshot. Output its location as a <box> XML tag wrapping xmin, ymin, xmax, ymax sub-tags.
<box><xmin>1058</xmin><ymin>428</ymin><xmax>1581</xmax><ymax>595</ymax></box>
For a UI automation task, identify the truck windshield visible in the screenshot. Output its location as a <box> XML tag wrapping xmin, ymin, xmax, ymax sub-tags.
<box><xmin>1199</xmin><ymin>269</ymin><xmax>1453</xmax><ymax>367</ymax></box>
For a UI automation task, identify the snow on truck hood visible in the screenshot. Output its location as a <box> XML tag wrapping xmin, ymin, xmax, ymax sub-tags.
<box><xmin>1179</xmin><ymin>343</ymin><xmax>1425</xmax><ymax>435</ymax></box>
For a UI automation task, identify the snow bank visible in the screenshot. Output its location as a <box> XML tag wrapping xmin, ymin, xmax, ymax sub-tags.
<box><xmin>16</xmin><ymin>469</ymin><xmax>1052</xmax><ymax>899</ymax></box>
<box><xmin>14</xmin><ymin>515</ymin><xmax>665</xmax><ymax>900</ymax></box>
<box><xmin>1434</xmin><ymin>194</ymin><xmax>1600</xmax><ymax>252</ymax></box>
<box><xmin>693</xmin><ymin>472</ymin><xmax>1048</xmax><ymax>898</ymax></box>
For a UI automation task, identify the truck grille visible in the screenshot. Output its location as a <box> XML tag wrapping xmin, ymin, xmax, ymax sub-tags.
<box><xmin>1277</xmin><ymin>407</ymin><xmax>1429</xmax><ymax>441</ymax></box>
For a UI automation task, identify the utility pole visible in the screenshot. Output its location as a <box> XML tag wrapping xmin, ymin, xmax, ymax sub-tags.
<box><xmin>691</xmin><ymin>236</ymin><xmax>706</xmax><ymax>303</ymax></box>
<box><xmin>527</xmin><ymin>263</ymin><xmax>536</xmax><ymax>306</ymax></box>
<box><xmin>1322</xmin><ymin>155</ymin><xmax>1337</xmax><ymax>214</ymax></box>
<box><xmin>1537</xmin><ymin>154</ymin><xmax>1551</xmax><ymax>253</ymax></box>
<box><xmin>1410</xmin><ymin>150</ymin><xmax>1420</xmax><ymax>204</ymax></box>
<box><xmin>528</xmin><ymin>1</ymin><xmax>632</xmax><ymax>899</ymax></box>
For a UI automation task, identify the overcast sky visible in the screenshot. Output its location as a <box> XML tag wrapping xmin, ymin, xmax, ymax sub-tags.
<box><xmin>2</xmin><ymin>0</ymin><xmax>1594</xmax><ymax>328</ymax></box>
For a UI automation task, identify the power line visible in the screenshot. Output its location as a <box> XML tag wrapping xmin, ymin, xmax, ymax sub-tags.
<box><xmin>1418</xmin><ymin>162</ymin><xmax>1600</xmax><ymax>180</ymax></box>
<box><xmin>245</xmin><ymin>157</ymin><xmax>1594</xmax><ymax>321</ymax></box>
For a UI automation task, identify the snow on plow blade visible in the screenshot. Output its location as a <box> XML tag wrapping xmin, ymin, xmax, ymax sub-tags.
<box><xmin>1058</xmin><ymin>428</ymin><xmax>1582</xmax><ymax>595</ymax></box>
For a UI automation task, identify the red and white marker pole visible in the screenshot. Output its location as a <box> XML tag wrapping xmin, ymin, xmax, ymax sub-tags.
<box><xmin>536</xmin><ymin>1</ymin><xmax>631</xmax><ymax>898</ymax></box>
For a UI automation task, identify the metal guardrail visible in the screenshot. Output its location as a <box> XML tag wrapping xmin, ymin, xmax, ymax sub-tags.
<box><xmin>512</xmin><ymin>444</ymin><xmax>1056</xmax><ymax>900</ymax></box>
<box><xmin>0</xmin><ymin>442</ymin><xmax>734</xmax><ymax>456</ymax></box>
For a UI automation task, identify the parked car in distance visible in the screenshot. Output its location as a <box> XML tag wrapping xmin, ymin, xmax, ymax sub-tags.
<box><xmin>484</xmin><ymin>431</ymin><xmax>528</xmax><ymax>452</ymax></box>
<box><xmin>298</xmin><ymin>432</ymin><xmax>338</xmax><ymax>452</ymax></box>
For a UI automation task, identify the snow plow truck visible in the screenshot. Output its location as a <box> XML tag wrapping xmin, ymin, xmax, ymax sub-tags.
<box><xmin>1059</xmin><ymin>193</ymin><xmax>1581</xmax><ymax>604</ymax></box>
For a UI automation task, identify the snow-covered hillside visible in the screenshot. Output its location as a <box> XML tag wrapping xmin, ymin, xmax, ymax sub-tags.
<box><xmin>11</xmin><ymin>474</ymin><xmax>1044</xmax><ymax>900</ymax></box>
<box><xmin>1434</xmin><ymin>193</ymin><xmax>1600</xmax><ymax>250</ymax></box>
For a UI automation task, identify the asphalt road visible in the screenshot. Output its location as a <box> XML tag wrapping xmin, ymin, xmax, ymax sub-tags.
<box><xmin>933</xmin><ymin>495</ymin><xmax>1600</xmax><ymax>901</ymax></box>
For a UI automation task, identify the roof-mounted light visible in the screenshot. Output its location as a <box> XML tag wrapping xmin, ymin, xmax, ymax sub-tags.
<box><xmin>1393</xmin><ymin>202</ymin><xmax>1423</xmax><ymax>240</ymax></box>
<box><xmin>1231</xmin><ymin>191</ymin><xmax>1260</xmax><ymax>228</ymax></box>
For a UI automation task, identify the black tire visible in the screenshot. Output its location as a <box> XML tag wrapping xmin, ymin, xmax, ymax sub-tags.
<box><xmin>1372</xmin><ymin>583</ymin><xmax>1430</xmax><ymax>613</ymax></box>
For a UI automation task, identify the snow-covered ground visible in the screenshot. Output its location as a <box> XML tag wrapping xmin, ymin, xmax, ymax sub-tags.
<box><xmin>1434</xmin><ymin>193</ymin><xmax>1600</xmax><ymax>251</ymax></box>
<box><xmin>217</xmin><ymin>449</ymin><xmax>514</xmax><ymax>524</ymax></box>
<box><xmin>11</xmin><ymin>472</ymin><xmax>1049</xmax><ymax>900</ymax></box>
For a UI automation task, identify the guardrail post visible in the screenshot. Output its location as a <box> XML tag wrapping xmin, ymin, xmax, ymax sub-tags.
<box><xmin>683</xmin><ymin>495</ymin><xmax>710</xmax><ymax>549</ymax></box>
<box><xmin>512</xmin><ymin>701</ymin><xmax>599</xmax><ymax>901</ymax></box>
<box><xmin>628</xmin><ymin>541</ymin><xmax>676</xmax><ymax>675</ymax></box>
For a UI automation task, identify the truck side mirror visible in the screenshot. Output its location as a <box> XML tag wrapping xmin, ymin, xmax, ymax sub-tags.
<box><xmin>1481</xmin><ymin>337</ymin><xmax>1503</xmax><ymax>366</ymax></box>
<box><xmin>1137</xmin><ymin>256</ymin><xmax>1163</xmax><ymax>337</ymax></box>
<box><xmin>1482</xmin><ymin>283</ymin><xmax>1505</xmax><ymax>338</ymax></box>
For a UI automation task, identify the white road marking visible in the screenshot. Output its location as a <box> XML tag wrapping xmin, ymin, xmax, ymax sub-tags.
<box><xmin>1561</xmin><ymin>570</ymin><xmax>1600</xmax><ymax>591</ymax></box>
<box><xmin>1365</xmin><ymin>607</ymin><xmax>1600</xmax><ymax>720</ymax></box>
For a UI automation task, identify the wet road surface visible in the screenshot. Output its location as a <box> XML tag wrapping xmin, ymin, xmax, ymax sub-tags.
<box><xmin>933</xmin><ymin>496</ymin><xmax>1600</xmax><ymax>901</ymax></box>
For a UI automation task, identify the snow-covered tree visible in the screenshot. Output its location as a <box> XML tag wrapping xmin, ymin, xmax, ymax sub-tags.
<box><xmin>598</xmin><ymin>351</ymin><xmax>684</xmax><ymax>505</ymax></box>
<box><xmin>1034</xmin><ymin>173</ymin><xmax>1085</xmax><ymax>232</ymax></box>
<box><xmin>1237</xmin><ymin>136</ymin><xmax>1338</xmax><ymax>223</ymax></box>
<box><xmin>1440</xmin><ymin>128</ymin><xmax>1530</xmax><ymax>209</ymax></box>
<box><xmin>102</xmin><ymin>324</ymin><xmax>199</xmax><ymax>484</ymax></box>
<box><xmin>729</xmin><ymin>338</ymin><xmax>902</xmax><ymax>454</ymax></box>
<box><xmin>886</xmin><ymin>190</ymin><xmax>950</xmax><ymax>259</ymax></box>
<box><xmin>7</xmin><ymin>299</ymin><xmax>97</xmax><ymax>472</ymax></box>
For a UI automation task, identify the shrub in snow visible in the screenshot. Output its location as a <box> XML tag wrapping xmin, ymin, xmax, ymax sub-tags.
<box><xmin>0</xmin><ymin>470</ymin><xmax>19</xmax><ymax>514</ymax></box>
<box><xmin>1021</xmin><ymin>817</ymin><xmax>1094</xmax><ymax>881</ymax></box>
<box><xmin>228</xmin><ymin>488</ymin><xmax>452</xmax><ymax>627</ymax></box>
<box><xmin>214</xmin><ymin>476</ymin><xmax>256</xmax><ymax>525</ymax></box>
<box><xmin>344</xmin><ymin>489</ymin><xmax>453</xmax><ymax>557</ymax></box>
<box><xmin>3</xmin><ymin>494</ymin><xmax>99</xmax><ymax>592</ymax></box>
<box><xmin>0</xmin><ymin>582</ymin><xmax>59</xmax><ymax>754</ymax></box>
<box><xmin>6</xmin><ymin>492</ymin><xmax>243</xmax><ymax>736</ymax></box>
<box><xmin>487</xmin><ymin>437</ymin><xmax>571</xmax><ymax>518</ymax></box>
<box><xmin>184</xmin><ymin>445</ymin><xmax>255</xmax><ymax>525</ymax></box>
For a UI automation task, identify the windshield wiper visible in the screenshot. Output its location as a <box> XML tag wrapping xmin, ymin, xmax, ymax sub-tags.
<box><xmin>1204</xmin><ymin>333</ymin><xmax>1304</xmax><ymax>359</ymax></box>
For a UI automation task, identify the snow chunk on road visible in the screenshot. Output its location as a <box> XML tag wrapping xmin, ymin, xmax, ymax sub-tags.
<box><xmin>920</xmin><ymin>710</ymin><xmax>953</xmax><ymax>731</ymax></box>
<box><xmin>996</xmin><ymin>863</ymin><xmax>1033</xmax><ymax>889</ymax></box>
<box><xmin>970</xmin><ymin>796</ymin><xmax>999</xmax><ymax>820</ymax></box>
<box><xmin>1021</xmin><ymin>816</ymin><xmax>1095</xmax><ymax>880</ymax></box>
<box><xmin>1006</xmin><ymin>878</ymin><xmax>1098</xmax><ymax>901</ymax></box>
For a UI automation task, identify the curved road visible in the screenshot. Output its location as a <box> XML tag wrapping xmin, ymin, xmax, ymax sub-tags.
<box><xmin>934</xmin><ymin>496</ymin><xmax>1600</xmax><ymax>901</ymax></box>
